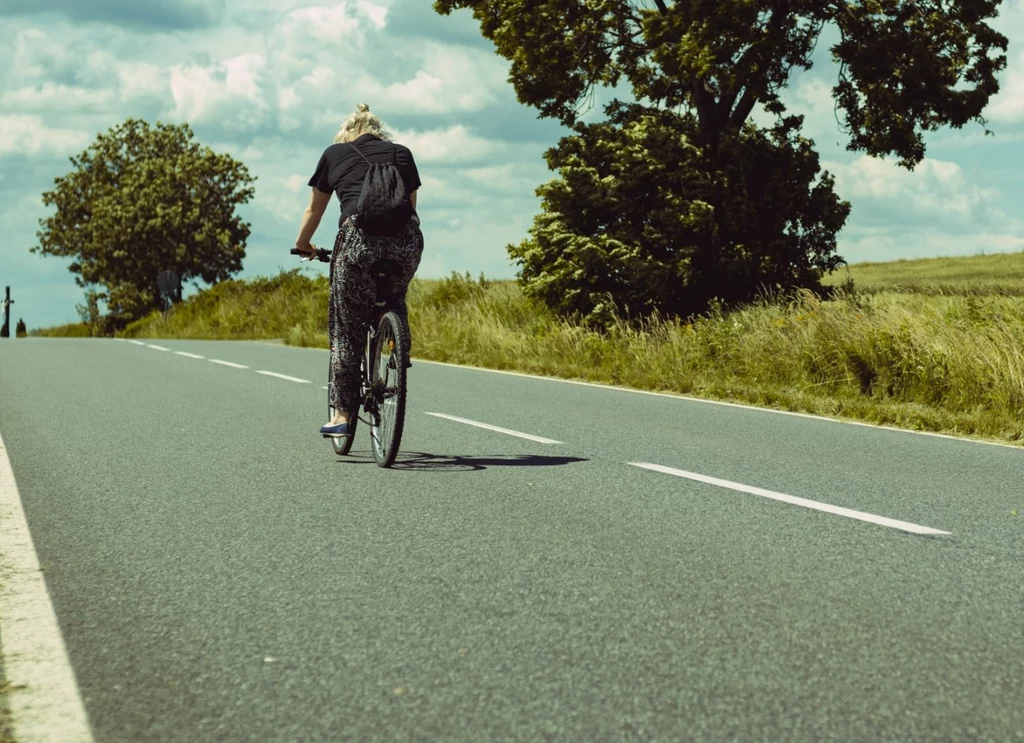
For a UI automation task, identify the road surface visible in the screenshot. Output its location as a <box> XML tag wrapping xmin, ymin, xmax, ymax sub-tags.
<box><xmin>0</xmin><ymin>338</ymin><xmax>1022</xmax><ymax>742</ymax></box>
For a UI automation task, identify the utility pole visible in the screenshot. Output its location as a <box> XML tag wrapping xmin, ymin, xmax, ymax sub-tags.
<box><xmin>0</xmin><ymin>286</ymin><xmax>12</xmax><ymax>338</ymax></box>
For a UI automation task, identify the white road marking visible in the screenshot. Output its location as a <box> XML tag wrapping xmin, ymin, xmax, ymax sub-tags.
<box><xmin>127</xmin><ymin>340</ymin><xmax>146</xmax><ymax>346</ymax></box>
<box><xmin>321</xmin><ymin>386</ymin><xmax>329</xmax><ymax>390</ymax></box>
<box><xmin>209</xmin><ymin>359</ymin><xmax>249</xmax><ymax>369</ymax></box>
<box><xmin>145</xmin><ymin>344</ymin><xmax>170</xmax><ymax>351</ymax></box>
<box><xmin>256</xmin><ymin>371</ymin><xmax>311</xmax><ymax>384</ymax></box>
<box><xmin>0</xmin><ymin>430</ymin><xmax>95</xmax><ymax>742</ymax></box>
<box><xmin>425</xmin><ymin>412</ymin><xmax>563</xmax><ymax>444</ymax></box>
<box><xmin>415</xmin><ymin>359</ymin><xmax>1023</xmax><ymax>451</ymax></box>
<box><xmin>628</xmin><ymin>462</ymin><xmax>950</xmax><ymax>536</ymax></box>
<box><xmin>174</xmin><ymin>352</ymin><xmax>204</xmax><ymax>359</ymax></box>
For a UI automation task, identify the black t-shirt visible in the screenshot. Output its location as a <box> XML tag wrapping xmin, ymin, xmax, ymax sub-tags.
<box><xmin>308</xmin><ymin>134</ymin><xmax>422</xmax><ymax>227</ymax></box>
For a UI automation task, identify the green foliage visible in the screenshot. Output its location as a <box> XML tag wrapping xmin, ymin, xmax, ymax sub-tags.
<box><xmin>34</xmin><ymin>322</ymin><xmax>92</xmax><ymax>338</ymax></box>
<box><xmin>435</xmin><ymin>0</ymin><xmax>1008</xmax><ymax>162</ymax></box>
<box><xmin>510</xmin><ymin>103</ymin><xmax>850</xmax><ymax>323</ymax></box>
<box><xmin>15</xmin><ymin>318</ymin><xmax>26</xmax><ymax>337</ymax></box>
<box><xmin>437</xmin><ymin>0</ymin><xmax>1008</xmax><ymax>323</ymax></box>
<box><xmin>121</xmin><ymin>269</ymin><xmax>327</xmax><ymax>341</ymax></box>
<box><xmin>823</xmin><ymin>251</ymin><xmax>1024</xmax><ymax>296</ymax></box>
<box><xmin>31</xmin><ymin>118</ymin><xmax>255</xmax><ymax>334</ymax></box>
<box><xmin>42</xmin><ymin>252</ymin><xmax>1024</xmax><ymax>442</ymax></box>
<box><xmin>417</xmin><ymin>271</ymin><xmax>493</xmax><ymax>309</ymax></box>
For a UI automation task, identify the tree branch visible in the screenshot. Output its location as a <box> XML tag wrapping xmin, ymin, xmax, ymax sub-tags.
<box><xmin>691</xmin><ymin>74</ymin><xmax>718</xmax><ymax>142</ymax></box>
<box><xmin>719</xmin><ymin>0</ymin><xmax>789</xmax><ymax>131</ymax></box>
<box><xmin>729</xmin><ymin>86</ymin><xmax>759</xmax><ymax>130</ymax></box>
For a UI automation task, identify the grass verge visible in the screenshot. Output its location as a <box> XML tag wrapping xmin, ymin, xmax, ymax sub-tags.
<box><xmin>41</xmin><ymin>252</ymin><xmax>1024</xmax><ymax>446</ymax></box>
<box><xmin>0</xmin><ymin>679</ymin><xmax>17</xmax><ymax>743</ymax></box>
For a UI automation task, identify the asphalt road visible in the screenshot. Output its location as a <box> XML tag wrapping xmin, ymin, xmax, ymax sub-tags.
<box><xmin>0</xmin><ymin>338</ymin><xmax>1022</xmax><ymax>742</ymax></box>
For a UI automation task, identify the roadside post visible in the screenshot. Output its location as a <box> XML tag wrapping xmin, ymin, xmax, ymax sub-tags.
<box><xmin>157</xmin><ymin>270</ymin><xmax>180</xmax><ymax>321</ymax></box>
<box><xmin>1</xmin><ymin>286</ymin><xmax>12</xmax><ymax>338</ymax></box>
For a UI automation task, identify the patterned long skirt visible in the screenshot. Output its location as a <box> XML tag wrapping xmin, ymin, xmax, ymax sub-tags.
<box><xmin>327</xmin><ymin>217</ymin><xmax>423</xmax><ymax>412</ymax></box>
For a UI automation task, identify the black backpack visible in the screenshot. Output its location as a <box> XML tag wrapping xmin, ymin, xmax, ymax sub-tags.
<box><xmin>349</xmin><ymin>142</ymin><xmax>415</xmax><ymax>237</ymax></box>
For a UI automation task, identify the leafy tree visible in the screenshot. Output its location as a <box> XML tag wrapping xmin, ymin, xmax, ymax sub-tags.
<box><xmin>511</xmin><ymin>103</ymin><xmax>851</xmax><ymax>321</ymax></box>
<box><xmin>15</xmin><ymin>318</ymin><xmax>27</xmax><ymax>338</ymax></box>
<box><xmin>436</xmin><ymin>0</ymin><xmax>1008</xmax><ymax>321</ymax></box>
<box><xmin>32</xmin><ymin>118</ymin><xmax>256</xmax><ymax>333</ymax></box>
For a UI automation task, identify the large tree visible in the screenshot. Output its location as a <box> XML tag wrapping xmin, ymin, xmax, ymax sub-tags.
<box><xmin>436</xmin><ymin>0</ymin><xmax>1008</xmax><ymax>322</ymax></box>
<box><xmin>32</xmin><ymin>118</ymin><xmax>256</xmax><ymax>333</ymax></box>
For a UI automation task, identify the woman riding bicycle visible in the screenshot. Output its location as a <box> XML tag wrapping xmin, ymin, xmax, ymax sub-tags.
<box><xmin>293</xmin><ymin>103</ymin><xmax>423</xmax><ymax>437</ymax></box>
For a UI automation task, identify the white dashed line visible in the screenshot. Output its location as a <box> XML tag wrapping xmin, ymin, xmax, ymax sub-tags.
<box><xmin>424</xmin><ymin>412</ymin><xmax>562</xmax><ymax>444</ymax></box>
<box><xmin>257</xmin><ymin>371</ymin><xmax>311</xmax><ymax>384</ymax></box>
<box><xmin>416</xmin><ymin>359</ymin><xmax>1023</xmax><ymax>451</ymax></box>
<box><xmin>146</xmin><ymin>344</ymin><xmax>170</xmax><ymax>351</ymax></box>
<box><xmin>209</xmin><ymin>359</ymin><xmax>249</xmax><ymax>369</ymax></box>
<box><xmin>628</xmin><ymin>462</ymin><xmax>950</xmax><ymax>536</ymax></box>
<box><xmin>127</xmin><ymin>340</ymin><xmax>146</xmax><ymax>346</ymax></box>
<box><xmin>174</xmin><ymin>352</ymin><xmax>204</xmax><ymax>359</ymax></box>
<box><xmin>0</xmin><ymin>430</ymin><xmax>95</xmax><ymax>742</ymax></box>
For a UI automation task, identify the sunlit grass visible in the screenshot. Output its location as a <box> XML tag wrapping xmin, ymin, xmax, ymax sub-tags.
<box><xmin>35</xmin><ymin>251</ymin><xmax>1024</xmax><ymax>444</ymax></box>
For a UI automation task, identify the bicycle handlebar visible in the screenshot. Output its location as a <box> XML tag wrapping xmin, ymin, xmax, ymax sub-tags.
<box><xmin>291</xmin><ymin>247</ymin><xmax>332</xmax><ymax>263</ymax></box>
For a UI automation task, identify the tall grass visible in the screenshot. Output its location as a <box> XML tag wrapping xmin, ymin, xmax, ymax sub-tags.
<box><xmin>45</xmin><ymin>251</ymin><xmax>1024</xmax><ymax>444</ymax></box>
<box><xmin>402</xmin><ymin>275</ymin><xmax>1024</xmax><ymax>442</ymax></box>
<box><xmin>34</xmin><ymin>322</ymin><xmax>91</xmax><ymax>337</ymax></box>
<box><xmin>123</xmin><ymin>269</ymin><xmax>330</xmax><ymax>346</ymax></box>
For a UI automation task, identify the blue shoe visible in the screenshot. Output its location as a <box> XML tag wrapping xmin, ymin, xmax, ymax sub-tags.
<box><xmin>320</xmin><ymin>421</ymin><xmax>352</xmax><ymax>438</ymax></box>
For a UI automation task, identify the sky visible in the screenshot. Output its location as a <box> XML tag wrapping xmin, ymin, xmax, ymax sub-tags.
<box><xmin>2</xmin><ymin>0</ymin><xmax>1024</xmax><ymax>330</ymax></box>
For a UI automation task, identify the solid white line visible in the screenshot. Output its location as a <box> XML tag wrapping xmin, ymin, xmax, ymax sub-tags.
<box><xmin>424</xmin><ymin>412</ymin><xmax>562</xmax><ymax>444</ymax></box>
<box><xmin>0</xmin><ymin>431</ymin><xmax>95</xmax><ymax>742</ymax></box>
<box><xmin>628</xmin><ymin>462</ymin><xmax>950</xmax><ymax>536</ymax></box>
<box><xmin>174</xmin><ymin>351</ymin><xmax>204</xmax><ymax>359</ymax></box>
<box><xmin>209</xmin><ymin>359</ymin><xmax>248</xmax><ymax>369</ymax></box>
<box><xmin>145</xmin><ymin>344</ymin><xmax>170</xmax><ymax>352</ymax></box>
<box><xmin>415</xmin><ymin>359</ymin><xmax>1023</xmax><ymax>451</ymax></box>
<box><xmin>256</xmin><ymin>371</ymin><xmax>311</xmax><ymax>384</ymax></box>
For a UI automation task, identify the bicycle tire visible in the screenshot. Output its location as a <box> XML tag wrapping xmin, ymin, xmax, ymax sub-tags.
<box><xmin>369</xmin><ymin>310</ymin><xmax>409</xmax><ymax>468</ymax></box>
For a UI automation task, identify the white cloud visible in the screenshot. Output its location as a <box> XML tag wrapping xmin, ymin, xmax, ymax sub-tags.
<box><xmin>393</xmin><ymin>125</ymin><xmax>500</xmax><ymax>164</ymax></box>
<box><xmin>117</xmin><ymin>62</ymin><xmax>168</xmax><ymax>104</ymax></box>
<box><xmin>827</xmin><ymin>155</ymin><xmax>1015</xmax><ymax>230</ymax></box>
<box><xmin>0</xmin><ymin>114</ymin><xmax>91</xmax><ymax>155</ymax></box>
<box><xmin>371</xmin><ymin>44</ymin><xmax>506</xmax><ymax>114</ymax></box>
<box><xmin>285</xmin><ymin>1</ymin><xmax>383</xmax><ymax>40</ymax></box>
<box><xmin>1</xmin><ymin>81</ymin><xmax>115</xmax><ymax>112</ymax></box>
<box><xmin>169</xmin><ymin>53</ymin><xmax>269</xmax><ymax>129</ymax></box>
<box><xmin>988</xmin><ymin>49</ymin><xmax>1024</xmax><ymax>125</ymax></box>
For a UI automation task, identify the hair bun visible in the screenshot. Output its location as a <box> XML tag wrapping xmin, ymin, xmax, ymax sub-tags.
<box><xmin>355</xmin><ymin>103</ymin><xmax>370</xmax><ymax>113</ymax></box>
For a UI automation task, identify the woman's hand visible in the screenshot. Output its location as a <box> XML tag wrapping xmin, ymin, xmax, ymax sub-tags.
<box><xmin>294</xmin><ymin>241</ymin><xmax>316</xmax><ymax>258</ymax></box>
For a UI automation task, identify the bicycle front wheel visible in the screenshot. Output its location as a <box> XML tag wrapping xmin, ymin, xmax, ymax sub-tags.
<box><xmin>368</xmin><ymin>310</ymin><xmax>409</xmax><ymax>468</ymax></box>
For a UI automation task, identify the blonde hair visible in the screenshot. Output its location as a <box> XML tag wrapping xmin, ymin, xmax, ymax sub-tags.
<box><xmin>333</xmin><ymin>103</ymin><xmax>392</xmax><ymax>143</ymax></box>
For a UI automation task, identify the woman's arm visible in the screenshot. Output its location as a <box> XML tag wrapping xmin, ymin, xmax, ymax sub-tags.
<box><xmin>410</xmin><ymin>190</ymin><xmax>417</xmax><ymax>210</ymax></box>
<box><xmin>295</xmin><ymin>187</ymin><xmax>332</xmax><ymax>254</ymax></box>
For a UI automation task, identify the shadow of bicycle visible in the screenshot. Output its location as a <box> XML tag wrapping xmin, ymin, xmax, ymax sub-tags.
<box><xmin>336</xmin><ymin>451</ymin><xmax>589</xmax><ymax>472</ymax></box>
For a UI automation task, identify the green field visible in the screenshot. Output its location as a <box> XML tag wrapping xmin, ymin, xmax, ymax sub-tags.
<box><xmin>822</xmin><ymin>251</ymin><xmax>1024</xmax><ymax>295</ymax></box>
<box><xmin>35</xmin><ymin>251</ymin><xmax>1024</xmax><ymax>445</ymax></box>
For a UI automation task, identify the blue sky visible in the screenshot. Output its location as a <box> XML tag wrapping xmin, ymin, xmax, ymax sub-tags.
<box><xmin>2</xmin><ymin>0</ymin><xmax>1024</xmax><ymax>330</ymax></box>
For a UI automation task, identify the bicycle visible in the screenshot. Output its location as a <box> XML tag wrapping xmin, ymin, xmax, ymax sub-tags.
<box><xmin>291</xmin><ymin>246</ymin><xmax>410</xmax><ymax>468</ymax></box>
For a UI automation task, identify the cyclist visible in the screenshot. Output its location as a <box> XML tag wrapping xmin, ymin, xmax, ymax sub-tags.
<box><xmin>293</xmin><ymin>103</ymin><xmax>423</xmax><ymax>437</ymax></box>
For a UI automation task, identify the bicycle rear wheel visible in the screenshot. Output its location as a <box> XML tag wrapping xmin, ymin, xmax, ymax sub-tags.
<box><xmin>327</xmin><ymin>404</ymin><xmax>357</xmax><ymax>455</ymax></box>
<box><xmin>368</xmin><ymin>310</ymin><xmax>409</xmax><ymax>468</ymax></box>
